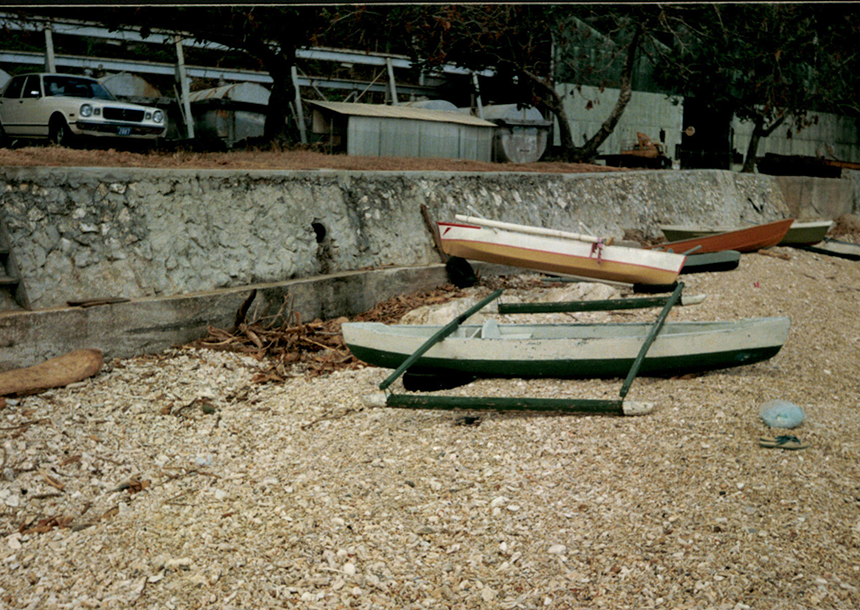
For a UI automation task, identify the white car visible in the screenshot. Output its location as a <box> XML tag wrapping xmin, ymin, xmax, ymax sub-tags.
<box><xmin>0</xmin><ymin>72</ymin><xmax>167</xmax><ymax>146</ymax></box>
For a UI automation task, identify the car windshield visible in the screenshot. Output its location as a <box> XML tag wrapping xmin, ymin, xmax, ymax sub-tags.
<box><xmin>43</xmin><ymin>76</ymin><xmax>114</xmax><ymax>101</ymax></box>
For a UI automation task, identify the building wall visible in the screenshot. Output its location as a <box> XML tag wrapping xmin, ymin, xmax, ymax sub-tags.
<box><xmin>555</xmin><ymin>84</ymin><xmax>684</xmax><ymax>160</ymax></box>
<box><xmin>346</xmin><ymin>117</ymin><xmax>493</xmax><ymax>161</ymax></box>
<box><xmin>555</xmin><ymin>82</ymin><xmax>860</xmax><ymax>168</ymax></box>
<box><xmin>731</xmin><ymin>111</ymin><xmax>860</xmax><ymax>165</ymax></box>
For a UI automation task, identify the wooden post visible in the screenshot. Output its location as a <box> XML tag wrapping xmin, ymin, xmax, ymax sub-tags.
<box><xmin>420</xmin><ymin>204</ymin><xmax>448</xmax><ymax>263</ymax></box>
<box><xmin>378</xmin><ymin>289</ymin><xmax>503</xmax><ymax>391</ymax></box>
<box><xmin>174</xmin><ymin>35</ymin><xmax>195</xmax><ymax>140</ymax></box>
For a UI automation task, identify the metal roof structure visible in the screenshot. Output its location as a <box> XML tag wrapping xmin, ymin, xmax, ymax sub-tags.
<box><xmin>187</xmin><ymin>82</ymin><xmax>270</xmax><ymax>106</ymax></box>
<box><xmin>308</xmin><ymin>101</ymin><xmax>495</xmax><ymax>128</ymax></box>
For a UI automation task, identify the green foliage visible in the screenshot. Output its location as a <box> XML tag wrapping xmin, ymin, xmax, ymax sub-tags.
<box><xmin>653</xmin><ymin>4</ymin><xmax>859</xmax><ymax>125</ymax></box>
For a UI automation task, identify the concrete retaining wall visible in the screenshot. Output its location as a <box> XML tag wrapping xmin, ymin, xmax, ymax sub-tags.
<box><xmin>3</xmin><ymin>166</ymin><xmax>832</xmax><ymax>311</ymax></box>
<box><xmin>0</xmin><ymin>165</ymin><xmax>856</xmax><ymax>368</ymax></box>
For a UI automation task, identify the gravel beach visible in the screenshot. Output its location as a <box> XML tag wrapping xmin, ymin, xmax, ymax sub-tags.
<box><xmin>0</xmin><ymin>244</ymin><xmax>859</xmax><ymax>610</ymax></box>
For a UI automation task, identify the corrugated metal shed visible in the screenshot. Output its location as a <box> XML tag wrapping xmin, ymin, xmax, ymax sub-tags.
<box><xmin>188</xmin><ymin>82</ymin><xmax>270</xmax><ymax>148</ymax></box>
<box><xmin>402</xmin><ymin>99</ymin><xmax>459</xmax><ymax>112</ymax></box>
<box><xmin>309</xmin><ymin>101</ymin><xmax>495</xmax><ymax>161</ymax></box>
<box><xmin>187</xmin><ymin>82</ymin><xmax>270</xmax><ymax>106</ymax></box>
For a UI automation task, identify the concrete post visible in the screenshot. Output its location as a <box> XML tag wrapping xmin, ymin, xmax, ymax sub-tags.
<box><xmin>44</xmin><ymin>26</ymin><xmax>56</xmax><ymax>73</ymax></box>
<box><xmin>386</xmin><ymin>57</ymin><xmax>398</xmax><ymax>105</ymax></box>
<box><xmin>174</xmin><ymin>35</ymin><xmax>195</xmax><ymax>140</ymax></box>
<box><xmin>291</xmin><ymin>65</ymin><xmax>307</xmax><ymax>144</ymax></box>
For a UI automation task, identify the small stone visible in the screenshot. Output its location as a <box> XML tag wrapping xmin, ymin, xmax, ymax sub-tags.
<box><xmin>548</xmin><ymin>544</ymin><xmax>567</xmax><ymax>555</ymax></box>
<box><xmin>343</xmin><ymin>562</ymin><xmax>356</xmax><ymax>576</ymax></box>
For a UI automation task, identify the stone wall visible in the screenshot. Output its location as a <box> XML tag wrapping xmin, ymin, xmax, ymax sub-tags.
<box><xmin>2</xmin><ymin>166</ymin><xmax>847</xmax><ymax>311</ymax></box>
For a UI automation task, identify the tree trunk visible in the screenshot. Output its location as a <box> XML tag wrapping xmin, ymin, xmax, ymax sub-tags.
<box><xmin>575</xmin><ymin>27</ymin><xmax>642</xmax><ymax>162</ymax></box>
<box><xmin>246</xmin><ymin>37</ymin><xmax>297</xmax><ymax>144</ymax></box>
<box><xmin>742</xmin><ymin>114</ymin><xmax>785</xmax><ymax>173</ymax></box>
<box><xmin>523</xmin><ymin>70</ymin><xmax>577</xmax><ymax>161</ymax></box>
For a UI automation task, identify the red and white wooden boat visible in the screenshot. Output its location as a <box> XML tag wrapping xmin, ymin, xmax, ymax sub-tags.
<box><xmin>437</xmin><ymin>216</ymin><xmax>686</xmax><ymax>285</ymax></box>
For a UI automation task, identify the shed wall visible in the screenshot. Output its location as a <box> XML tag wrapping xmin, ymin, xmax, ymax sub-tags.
<box><xmin>346</xmin><ymin>116</ymin><xmax>492</xmax><ymax>161</ymax></box>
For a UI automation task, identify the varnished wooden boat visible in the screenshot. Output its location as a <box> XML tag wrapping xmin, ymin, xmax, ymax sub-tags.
<box><xmin>654</xmin><ymin>218</ymin><xmax>794</xmax><ymax>254</ymax></box>
<box><xmin>438</xmin><ymin>216</ymin><xmax>686</xmax><ymax>285</ymax></box>
<box><xmin>343</xmin><ymin>317</ymin><xmax>790</xmax><ymax>379</ymax></box>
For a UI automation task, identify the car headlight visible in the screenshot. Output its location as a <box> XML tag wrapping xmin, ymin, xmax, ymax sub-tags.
<box><xmin>145</xmin><ymin>112</ymin><xmax>152</xmax><ymax>120</ymax></box>
<box><xmin>94</xmin><ymin>108</ymin><xmax>101</xmax><ymax>116</ymax></box>
<box><xmin>153</xmin><ymin>110</ymin><xmax>164</xmax><ymax>124</ymax></box>
<box><xmin>80</xmin><ymin>104</ymin><xmax>93</xmax><ymax>117</ymax></box>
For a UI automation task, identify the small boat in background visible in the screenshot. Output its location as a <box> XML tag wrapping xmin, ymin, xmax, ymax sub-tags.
<box><xmin>342</xmin><ymin>316</ymin><xmax>791</xmax><ymax>379</ymax></box>
<box><xmin>654</xmin><ymin>218</ymin><xmax>794</xmax><ymax>254</ymax></box>
<box><xmin>779</xmin><ymin>220</ymin><xmax>834</xmax><ymax>246</ymax></box>
<box><xmin>799</xmin><ymin>237</ymin><xmax>860</xmax><ymax>261</ymax></box>
<box><xmin>438</xmin><ymin>216</ymin><xmax>686</xmax><ymax>285</ymax></box>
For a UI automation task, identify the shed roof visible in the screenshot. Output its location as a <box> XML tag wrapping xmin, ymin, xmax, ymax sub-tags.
<box><xmin>309</xmin><ymin>101</ymin><xmax>495</xmax><ymax>128</ymax></box>
<box><xmin>187</xmin><ymin>82</ymin><xmax>270</xmax><ymax>106</ymax></box>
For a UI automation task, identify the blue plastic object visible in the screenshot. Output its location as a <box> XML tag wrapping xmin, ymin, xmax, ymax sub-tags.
<box><xmin>760</xmin><ymin>399</ymin><xmax>806</xmax><ymax>429</ymax></box>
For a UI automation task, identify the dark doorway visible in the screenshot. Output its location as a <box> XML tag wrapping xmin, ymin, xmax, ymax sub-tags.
<box><xmin>679</xmin><ymin>99</ymin><xmax>734</xmax><ymax>170</ymax></box>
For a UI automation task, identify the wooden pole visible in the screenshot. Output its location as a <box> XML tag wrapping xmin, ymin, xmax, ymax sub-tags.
<box><xmin>618</xmin><ymin>282</ymin><xmax>683</xmax><ymax>399</ymax></box>
<box><xmin>454</xmin><ymin>215</ymin><xmax>604</xmax><ymax>244</ymax></box>
<box><xmin>498</xmin><ymin>292</ymin><xmax>701</xmax><ymax>314</ymax></box>
<box><xmin>387</xmin><ymin>394</ymin><xmax>624</xmax><ymax>415</ymax></box>
<box><xmin>378</xmin><ymin>289</ymin><xmax>503</xmax><ymax>391</ymax></box>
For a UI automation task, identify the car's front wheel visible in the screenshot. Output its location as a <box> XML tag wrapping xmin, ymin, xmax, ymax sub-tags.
<box><xmin>49</xmin><ymin>116</ymin><xmax>76</xmax><ymax>148</ymax></box>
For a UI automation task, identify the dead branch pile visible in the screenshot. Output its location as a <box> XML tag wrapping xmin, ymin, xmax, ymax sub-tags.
<box><xmin>185</xmin><ymin>274</ymin><xmax>549</xmax><ymax>384</ymax></box>
<box><xmin>185</xmin><ymin>283</ymin><xmax>471</xmax><ymax>383</ymax></box>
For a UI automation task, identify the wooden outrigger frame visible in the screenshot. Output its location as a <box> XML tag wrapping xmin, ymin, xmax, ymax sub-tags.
<box><xmin>368</xmin><ymin>283</ymin><xmax>686</xmax><ymax>416</ymax></box>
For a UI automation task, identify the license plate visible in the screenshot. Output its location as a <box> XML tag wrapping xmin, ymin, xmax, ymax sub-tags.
<box><xmin>117</xmin><ymin>126</ymin><xmax>131</xmax><ymax>136</ymax></box>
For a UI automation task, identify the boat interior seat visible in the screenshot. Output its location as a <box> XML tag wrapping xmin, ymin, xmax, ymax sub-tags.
<box><xmin>481</xmin><ymin>318</ymin><xmax>502</xmax><ymax>339</ymax></box>
<box><xmin>478</xmin><ymin>319</ymin><xmax>533</xmax><ymax>340</ymax></box>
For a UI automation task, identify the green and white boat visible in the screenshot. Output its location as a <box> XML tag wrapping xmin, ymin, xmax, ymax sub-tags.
<box><xmin>342</xmin><ymin>317</ymin><xmax>791</xmax><ymax>379</ymax></box>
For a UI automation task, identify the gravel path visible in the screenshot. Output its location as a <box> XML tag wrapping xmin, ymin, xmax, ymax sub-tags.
<box><xmin>0</xmin><ymin>245</ymin><xmax>859</xmax><ymax>610</ymax></box>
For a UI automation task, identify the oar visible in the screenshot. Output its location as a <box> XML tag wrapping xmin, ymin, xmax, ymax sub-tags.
<box><xmin>377</xmin><ymin>289</ymin><xmax>504</xmax><ymax>392</ymax></box>
<box><xmin>454</xmin><ymin>214</ymin><xmax>607</xmax><ymax>245</ymax></box>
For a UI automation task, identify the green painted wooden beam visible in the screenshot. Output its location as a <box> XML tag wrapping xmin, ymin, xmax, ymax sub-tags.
<box><xmin>378</xmin><ymin>289</ymin><xmax>503</xmax><ymax>391</ymax></box>
<box><xmin>618</xmin><ymin>281</ymin><xmax>684</xmax><ymax>399</ymax></box>
<box><xmin>499</xmin><ymin>295</ymin><xmax>676</xmax><ymax>314</ymax></box>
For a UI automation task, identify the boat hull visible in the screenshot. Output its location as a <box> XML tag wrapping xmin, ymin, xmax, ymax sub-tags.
<box><xmin>680</xmin><ymin>250</ymin><xmax>741</xmax><ymax>274</ymax></box>
<box><xmin>343</xmin><ymin>318</ymin><xmax>790</xmax><ymax>379</ymax></box>
<box><xmin>800</xmin><ymin>238</ymin><xmax>860</xmax><ymax>260</ymax></box>
<box><xmin>655</xmin><ymin>218</ymin><xmax>794</xmax><ymax>253</ymax></box>
<box><xmin>439</xmin><ymin>221</ymin><xmax>685</xmax><ymax>285</ymax></box>
<box><xmin>779</xmin><ymin>220</ymin><xmax>834</xmax><ymax>246</ymax></box>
